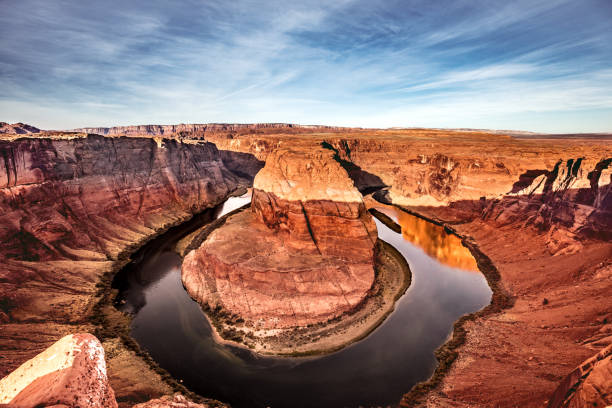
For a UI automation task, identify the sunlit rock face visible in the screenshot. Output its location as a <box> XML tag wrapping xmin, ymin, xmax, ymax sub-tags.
<box><xmin>547</xmin><ymin>344</ymin><xmax>612</xmax><ymax>408</ymax></box>
<box><xmin>482</xmin><ymin>157</ymin><xmax>612</xmax><ymax>255</ymax></box>
<box><xmin>182</xmin><ymin>147</ymin><xmax>377</xmax><ymax>329</ymax></box>
<box><xmin>251</xmin><ymin>148</ymin><xmax>376</xmax><ymax>262</ymax></box>
<box><xmin>0</xmin><ymin>333</ymin><xmax>117</xmax><ymax>407</ymax></box>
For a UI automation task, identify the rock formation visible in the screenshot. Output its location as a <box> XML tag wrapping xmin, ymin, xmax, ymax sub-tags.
<box><xmin>182</xmin><ymin>147</ymin><xmax>377</xmax><ymax>330</ymax></box>
<box><xmin>482</xmin><ymin>157</ymin><xmax>611</xmax><ymax>254</ymax></box>
<box><xmin>0</xmin><ymin>333</ymin><xmax>117</xmax><ymax>407</ymax></box>
<box><xmin>547</xmin><ymin>344</ymin><xmax>611</xmax><ymax>408</ymax></box>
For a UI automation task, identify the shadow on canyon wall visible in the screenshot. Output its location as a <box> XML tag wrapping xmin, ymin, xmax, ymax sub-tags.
<box><xmin>218</xmin><ymin>149</ymin><xmax>264</xmax><ymax>182</ymax></box>
<box><xmin>320</xmin><ymin>141</ymin><xmax>387</xmax><ymax>194</ymax></box>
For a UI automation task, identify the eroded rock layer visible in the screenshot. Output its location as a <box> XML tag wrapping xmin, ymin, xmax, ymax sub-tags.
<box><xmin>547</xmin><ymin>344</ymin><xmax>612</xmax><ymax>408</ymax></box>
<box><xmin>182</xmin><ymin>147</ymin><xmax>377</xmax><ymax>330</ymax></box>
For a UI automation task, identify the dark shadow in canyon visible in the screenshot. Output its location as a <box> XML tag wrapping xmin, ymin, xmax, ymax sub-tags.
<box><xmin>218</xmin><ymin>150</ymin><xmax>264</xmax><ymax>182</ymax></box>
<box><xmin>320</xmin><ymin>141</ymin><xmax>387</xmax><ymax>194</ymax></box>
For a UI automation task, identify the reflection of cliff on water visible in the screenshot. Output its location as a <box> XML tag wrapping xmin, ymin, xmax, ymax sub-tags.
<box><xmin>374</xmin><ymin>206</ymin><xmax>478</xmax><ymax>272</ymax></box>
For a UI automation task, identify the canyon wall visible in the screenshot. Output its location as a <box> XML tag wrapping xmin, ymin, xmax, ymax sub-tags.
<box><xmin>0</xmin><ymin>134</ymin><xmax>244</xmax><ymax>404</ymax></box>
<box><xmin>204</xmin><ymin>130</ymin><xmax>611</xmax><ymax>254</ymax></box>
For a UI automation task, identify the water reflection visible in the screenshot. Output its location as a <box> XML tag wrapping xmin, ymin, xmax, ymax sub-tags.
<box><xmin>113</xmin><ymin>192</ymin><xmax>491</xmax><ymax>408</ymax></box>
<box><xmin>373</xmin><ymin>205</ymin><xmax>478</xmax><ymax>272</ymax></box>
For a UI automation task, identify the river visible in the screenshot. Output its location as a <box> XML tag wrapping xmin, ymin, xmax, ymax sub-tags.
<box><xmin>112</xmin><ymin>191</ymin><xmax>491</xmax><ymax>408</ymax></box>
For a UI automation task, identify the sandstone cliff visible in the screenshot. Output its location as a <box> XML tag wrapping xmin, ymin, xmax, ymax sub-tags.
<box><xmin>481</xmin><ymin>157</ymin><xmax>611</xmax><ymax>254</ymax></box>
<box><xmin>182</xmin><ymin>147</ymin><xmax>377</xmax><ymax>331</ymax></box>
<box><xmin>547</xmin><ymin>344</ymin><xmax>612</xmax><ymax>408</ymax></box>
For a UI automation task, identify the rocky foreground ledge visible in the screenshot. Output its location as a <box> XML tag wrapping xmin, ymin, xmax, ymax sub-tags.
<box><xmin>0</xmin><ymin>333</ymin><xmax>214</xmax><ymax>407</ymax></box>
<box><xmin>181</xmin><ymin>147</ymin><xmax>410</xmax><ymax>354</ymax></box>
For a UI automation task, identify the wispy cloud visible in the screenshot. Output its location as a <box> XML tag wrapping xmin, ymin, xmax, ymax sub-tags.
<box><xmin>0</xmin><ymin>0</ymin><xmax>611</xmax><ymax>132</ymax></box>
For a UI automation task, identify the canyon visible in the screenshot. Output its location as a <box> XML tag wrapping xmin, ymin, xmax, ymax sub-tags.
<box><xmin>0</xmin><ymin>124</ymin><xmax>610</xmax><ymax>407</ymax></box>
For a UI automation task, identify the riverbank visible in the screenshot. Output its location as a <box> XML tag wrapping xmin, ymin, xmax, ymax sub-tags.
<box><xmin>387</xmin><ymin>203</ymin><xmax>612</xmax><ymax>407</ymax></box>
<box><xmin>179</xmin><ymin>203</ymin><xmax>412</xmax><ymax>356</ymax></box>
<box><xmin>90</xmin><ymin>194</ymin><xmax>249</xmax><ymax>407</ymax></box>
<box><xmin>92</xmin><ymin>188</ymin><xmax>251</xmax><ymax>406</ymax></box>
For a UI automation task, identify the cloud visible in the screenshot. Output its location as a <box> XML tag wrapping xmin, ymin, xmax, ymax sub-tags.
<box><xmin>0</xmin><ymin>0</ymin><xmax>611</xmax><ymax>132</ymax></box>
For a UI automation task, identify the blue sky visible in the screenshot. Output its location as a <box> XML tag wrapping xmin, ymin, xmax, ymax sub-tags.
<box><xmin>1</xmin><ymin>0</ymin><xmax>611</xmax><ymax>132</ymax></box>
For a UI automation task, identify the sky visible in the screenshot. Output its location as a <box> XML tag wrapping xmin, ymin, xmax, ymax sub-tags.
<box><xmin>1</xmin><ymin>0</ymin><xmax>611</xmax><ymax>132</ymax></box>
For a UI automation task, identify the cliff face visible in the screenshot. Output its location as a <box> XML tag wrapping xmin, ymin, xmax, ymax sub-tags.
<box><xmin>72</xmin><ymin>123</ymin><xmax>343</xmax><ymax>137</ymax></box>
<box><xmin>182</xmin><ymin>147</ymin><xmax>377</xmax><ymax>330</ymax></box>
<box><xmin>251</xmin><ymin>148</ymin><xmax>376</xmax><ymax>262</ymax></box>
<box><xmin>547</xmin><ymin>344</ymin><xmax>612</xmax><ymax>408</ymax></box>
<box><xmin>0</xmin><ymin>135</ymin><xmax>239</xmax><ymax>263</ymax></box>
<box><xmin>0</xmin><ymin>135</ymin><xmax>243</xmax><ymax>403</ymax></box>
<box><xmin>481</xmin><ymin>157</ymin><xmax>611</xmax><ymax>254</ymax></box>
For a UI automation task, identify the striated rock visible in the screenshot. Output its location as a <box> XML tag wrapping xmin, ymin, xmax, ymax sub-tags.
<box><xmin>0</xmin><ymin>333</ymin><xmax>117</xmax><ymax>407</ymax></box>
<box><xmin>0</xmin><ymin>135</ymin><xmax>240</xmax><ymax>263</ymax></box>
<box><xmin>182</xmin><ymin>147</ymin><xmax>377</xmax><ymax>330</ymax></box>
<box><xmin>482</xmin><ymin>157</ymin><xmax>612</xmax><ymax>254</ymax></box>
<box><xmin>547</xmin><ymin>344</ymin><xmax>612</xmax><ymax>408</ymax></box>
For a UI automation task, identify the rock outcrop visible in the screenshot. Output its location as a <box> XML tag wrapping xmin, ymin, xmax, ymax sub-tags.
<box><xmin>547</xmin><ymin>344</ymin><xmax>611</xmax><ymax>408</ymax></box>
<box><xmin>0</xmin><ymin>333</ymin><xmax>117</xmax><ymax>407</ymax></box>
<box><xmin>481</xmin><ymin>157</ymin><xmax>611</xmax><ymax>254</ymax></box>
<box><xmin>182</xmin><ymin>147</ymin><xmax>377</xmax><ymax>331</ymax></box>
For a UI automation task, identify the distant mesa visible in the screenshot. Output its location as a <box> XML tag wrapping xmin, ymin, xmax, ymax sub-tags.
<box><xmin>0</xmin><ymin>122</ymin><xmax>40</xmax><ymax>134</ymax></box>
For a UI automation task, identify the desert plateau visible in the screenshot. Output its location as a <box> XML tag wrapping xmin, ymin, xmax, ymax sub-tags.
<box><xmin>1</xmin><ymin>1</ymin><xmax>611</xmax><ymax>407</ymax></box>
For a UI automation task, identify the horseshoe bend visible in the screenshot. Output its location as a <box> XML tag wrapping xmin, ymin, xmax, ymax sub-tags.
<box><xmin>0</xmin><ymin>124</ymin><xmax>610</xmax><ymax>408</ymax></box>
